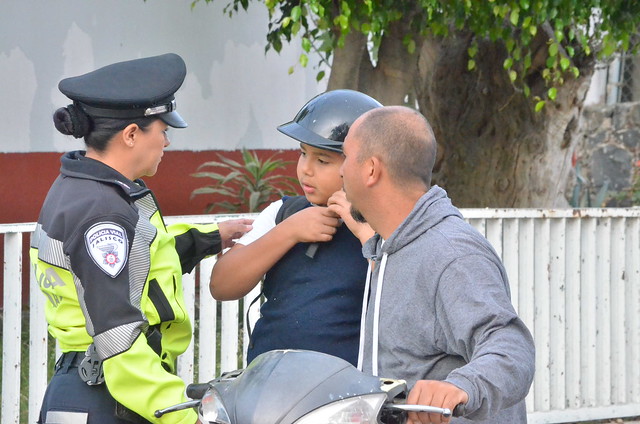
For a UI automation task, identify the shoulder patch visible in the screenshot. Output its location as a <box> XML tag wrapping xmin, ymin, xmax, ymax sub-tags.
<box><xmin>84</xmin><ymin>222</ymin><xmax>129</xmax><ymax>278</ymax></box>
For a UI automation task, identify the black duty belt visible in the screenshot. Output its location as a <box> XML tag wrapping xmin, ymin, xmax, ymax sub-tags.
<box><xmin>55</xmin><ymin>351</ymin><xmax>84</xmax><ymax>371</ymax></box>
<box><xmin>55</xmin><ymin>349</ymin><xmax>104</xmax><ymax>385</ymax></box>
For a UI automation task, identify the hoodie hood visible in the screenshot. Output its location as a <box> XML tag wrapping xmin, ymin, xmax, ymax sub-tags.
<box><xmin>362</xmin><ymin>185</ymin><xmax>462</xmax><ymax>259</ymax></box>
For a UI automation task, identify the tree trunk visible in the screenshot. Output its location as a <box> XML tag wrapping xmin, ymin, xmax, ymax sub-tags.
<box><xmin>327</xmin><ymin>30</ymin><xmax>368</xmax><ymax>91</ymax></box>
<box><xmin>328</xmin><ymin>28</ymin><xmax>594</xmax><ymax>208</ymax></box>
<box><xmin>328</xmin><ymin>18</ymin><xmax>423</xmax><ymax>107</ymax></box>
<box><xmin>416</xmin><ymin>34</ymin><xmax>593</xmax><ymax>207</ymax></box>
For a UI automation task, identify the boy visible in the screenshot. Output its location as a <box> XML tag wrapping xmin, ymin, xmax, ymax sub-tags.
<box><xmin>210</xmin><ymin>89</ymin><xmax>381</xmax><ymax>365</ymax></box>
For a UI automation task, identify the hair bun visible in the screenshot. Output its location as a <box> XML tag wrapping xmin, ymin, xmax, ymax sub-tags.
<box><xmin>53</xmin><ymin>104</ymin><xmax>91</xmax><ymax>139</ymax></box>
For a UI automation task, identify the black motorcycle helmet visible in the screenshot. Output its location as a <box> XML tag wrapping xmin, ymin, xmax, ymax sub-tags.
<box><xmin>277</xmin><ymin>89</ymin><xmax>382</xmax><ymax>153</ymax></box>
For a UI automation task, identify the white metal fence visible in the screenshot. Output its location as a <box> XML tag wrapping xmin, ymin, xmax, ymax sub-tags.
<box><xmin>2</xmin><ymin>209</ymin><xmax>640</xmax><ymax>424</ymax></box>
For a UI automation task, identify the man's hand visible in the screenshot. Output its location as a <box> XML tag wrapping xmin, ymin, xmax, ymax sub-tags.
<box><xmin>406</xmin><ymin>380</ymin><xmax>468</xmax><ymax>424</ymax></box>
<box><xmin>217</xmin><ymin>218</ymin><xmax>254</xmax><ymax>249</ymax></box>
<box><xmin>327</xmin><ymin>190</ymin><xmax>374</xmax><ymax>245</ymax></box>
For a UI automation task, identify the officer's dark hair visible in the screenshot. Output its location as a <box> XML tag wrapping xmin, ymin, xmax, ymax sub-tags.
<box><xmin>53</xmin><ymin>103</ymin><xmax>156</xmax><ymax>152</ymax></box>
<box><xmin>355</xmin><ymin>106</ymin><xmax>436</xmax><ymax>188</ymax></box>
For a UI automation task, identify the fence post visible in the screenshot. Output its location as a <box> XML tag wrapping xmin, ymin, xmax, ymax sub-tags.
<box><xmin>3</xmin><ymin>232</ymin><xmax>22</xmax><ymax>424</ymax></box>
<box><xmin>28</xmin><ymin>232</ymin><xmax>49</xmax><ymax>424</ymax></box>
<box><xmin>177</xmin><ymin>270</ymin><xmax>196</xmax><ymax>383</ymax></box>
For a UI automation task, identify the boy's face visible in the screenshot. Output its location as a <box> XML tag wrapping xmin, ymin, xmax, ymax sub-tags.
<box><xmin>297</xmin><ymin>143</ymin><xmax>344</xmax><ymax>206</ymax></box>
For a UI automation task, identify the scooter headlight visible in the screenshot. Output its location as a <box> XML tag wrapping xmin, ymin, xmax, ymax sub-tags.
<box><xmin>294</xmin><ymin>393</ymin><xmax>387</xmax><ymax>424</ymax></box>
<box><xmin>199</xmin><ymin>388</ymin><xmax>231</xmax><ymax>424</ymax></box>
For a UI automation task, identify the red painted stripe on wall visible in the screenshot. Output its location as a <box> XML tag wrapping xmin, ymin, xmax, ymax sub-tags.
<box><xmin>0</xmin><ymin>149</ymin><xmax>300</xmax><ymax>306</ymax></box>
<box><xmin>0</xmin><ymin>150</ymin><xmax>300</xmax><ymax>224</ymax></box>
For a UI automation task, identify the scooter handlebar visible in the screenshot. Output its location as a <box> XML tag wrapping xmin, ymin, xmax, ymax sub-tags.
<box><xmin>186</xmin><ymin>383</ymin><xmax>211</xmax><ymax>399</ymax></box>
<box><xmin>154</xmin><ymin>400</ymin><xmax>200</xmax><ymax>418</ymax></box>
<box><xmin>452</xmin><ymin>403</ymin><xmax>465</xmax><ymax>417</ymax></box>
<box><xmin>387</xmin><ymin>404</ymin><xmax>451</xmax><ymax>417</ymax></box>
<box><xmin>387</xmin><ymin>403</ymin><xmax>465</xmax><ymax>418</ymax></box>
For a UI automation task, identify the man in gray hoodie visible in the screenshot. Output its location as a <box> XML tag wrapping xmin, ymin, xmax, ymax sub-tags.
<box><xmin>340</xmin><ymin>105</ymin><xmax>535</xmax><ymax>424</ymax></box>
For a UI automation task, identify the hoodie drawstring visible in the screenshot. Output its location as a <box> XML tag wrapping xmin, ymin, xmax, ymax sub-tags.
<box><xmin>371</xmin><ymin>253</ymin><xmax>387</xmax><ymax>375</ymax></box>
<box><xmin>357</xmin><ymin>261</ymin><xmax>373</xmax><ymax>371</ymax></box>
<box><xmin>357</xmin><ymin>253</ymin><xmax>388</xmax><ymax>376</ymax></box>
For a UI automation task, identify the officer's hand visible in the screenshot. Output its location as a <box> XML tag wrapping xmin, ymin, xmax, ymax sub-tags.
<box><xmin>327</xmin><ymin>190</ymin><xmax>374</xmax><ymax>245</ymax></box>
<box><xmin>284</xmin><ymin>206</ymin><xmax>340</xmax><ymax>243</ymax></box>
<box><xmin>406</xmin><ymin>380</ymin><xmax>468</xmax><ymax>424</ymax></box>
<box><xmin>217</xmin><ymin>218</ymin><xmax>254</xmax><ymax>249</ymax></box>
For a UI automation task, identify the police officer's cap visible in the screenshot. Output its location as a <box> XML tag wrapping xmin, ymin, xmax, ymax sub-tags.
<box><xmin>58</xmin><ymin>53</ymin><xmax>188</xmax><ymax>128</ymax></box>
<box><xmin>278</xmin><ymin>89</ymin><xmax>382</xmax><ymax>153</ymax></box>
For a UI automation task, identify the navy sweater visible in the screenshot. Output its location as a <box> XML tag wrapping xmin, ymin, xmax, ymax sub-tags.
<box><xmin>247</xmin><ymin>202</ymin><xmax>368</xmax><ymax>366</ymax></box>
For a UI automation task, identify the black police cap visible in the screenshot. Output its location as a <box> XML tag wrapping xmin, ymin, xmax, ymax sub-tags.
<box><xmin>58</xmin><ymin>53</ymin><xmax>187</xmax><ymax>128</ymax></box>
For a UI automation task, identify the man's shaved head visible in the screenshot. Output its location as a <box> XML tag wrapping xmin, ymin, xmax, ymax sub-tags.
<box><xmin>352</xmin><ymin>106</ymin><xmax>437</xmax><ymax>188</ymax></box>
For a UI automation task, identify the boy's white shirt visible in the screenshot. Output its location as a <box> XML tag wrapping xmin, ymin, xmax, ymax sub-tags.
<box><xmin>236</xmin><ymin>199</ymin><xmax>284</xmax><ymax>246</ymax></box>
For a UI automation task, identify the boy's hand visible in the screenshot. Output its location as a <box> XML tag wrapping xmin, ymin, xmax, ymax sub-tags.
<box><xmin>284</xmin><ymin>206</ymin><xmax>341</xmax><ymax>243</ymax></box>
<box><xmin>217</xmin><ymin>218</ymin><xmax>254</xmax><ymax>249</ymax></box>
<box><xmin>327</xmin><ymin>190</ymin><xmax>374</xmax><ymax>245</ymax></box>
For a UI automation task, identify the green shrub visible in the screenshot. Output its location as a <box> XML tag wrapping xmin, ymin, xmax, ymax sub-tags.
<box><xmin>191</xmin><ymin>149</ymin><xmax>299</xmax><ymax>213</ymax></box>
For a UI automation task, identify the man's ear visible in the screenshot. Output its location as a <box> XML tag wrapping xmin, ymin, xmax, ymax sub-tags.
<box><xmin>121</xmin><ymin>123</ymin><xmax>139</xmax><ymax>147</ymax></box>
<box><xmin>365</xmin><ymin>156</ymin><xmax>383</xmax><ymax>187</ymax></box>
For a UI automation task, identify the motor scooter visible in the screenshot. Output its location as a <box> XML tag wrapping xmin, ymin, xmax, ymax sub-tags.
<box><xmin>155</xmin><ymin>349</ymin><xmax>461</xmax><ymax>423</ymax></box>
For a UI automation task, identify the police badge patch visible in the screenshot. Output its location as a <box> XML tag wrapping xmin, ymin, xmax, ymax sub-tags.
<box><xmin>85</xmin><ymin>222</ymin><xmax>128</xmax><ymax>278</ymax></box>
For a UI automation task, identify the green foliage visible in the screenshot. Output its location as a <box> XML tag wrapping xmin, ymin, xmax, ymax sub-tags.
<box><xmin>192</xmin><ymin>0</ymin><xmax>640</xmax><ymax>106</ymax></box>
<box><xmin>191</xmin><ymin>149</ymin><xmax>299</xmax><ymax>213</ymax></box>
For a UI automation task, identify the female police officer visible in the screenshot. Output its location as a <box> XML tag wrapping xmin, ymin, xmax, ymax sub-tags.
<box><xmin>30</xmin><ymin>53</ymin><xmax>252</xmax><ymax>423</ymax></box>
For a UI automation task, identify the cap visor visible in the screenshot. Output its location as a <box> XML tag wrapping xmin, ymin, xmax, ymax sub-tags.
<box><xmin>277</xmin><ymin>122</ymin><xmax>342</xmax><ymax>153</ymax></box>
<box><xmin>160</xmin><ymin>111</ymin><xmax>187</xmax><ymax>128</ymax></box>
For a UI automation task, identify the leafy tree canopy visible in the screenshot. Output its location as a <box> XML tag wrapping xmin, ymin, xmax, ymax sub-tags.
<box><xmin>195</xmin><ymin>0</ymin><xmax>640</xmax><ymax>109</ymax></box>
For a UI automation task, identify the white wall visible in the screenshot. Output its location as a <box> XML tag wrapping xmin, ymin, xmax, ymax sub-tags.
<box><xmin>0</xmin><ymin>0</ymin><xmax>327</xmax><ymax>153</ymax></box>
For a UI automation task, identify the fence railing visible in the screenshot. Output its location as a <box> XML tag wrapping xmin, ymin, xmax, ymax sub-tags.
<box><xmin>2</xmin><ymin>209</ymin><xmax>640</xmax><ymax>424</ymax></box>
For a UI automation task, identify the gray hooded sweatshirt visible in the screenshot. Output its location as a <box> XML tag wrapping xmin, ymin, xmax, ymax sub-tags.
<box><xmin>358</xmin><ymin>186</ymin><xmax>535</xmax><ymax>423</ymax></box>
